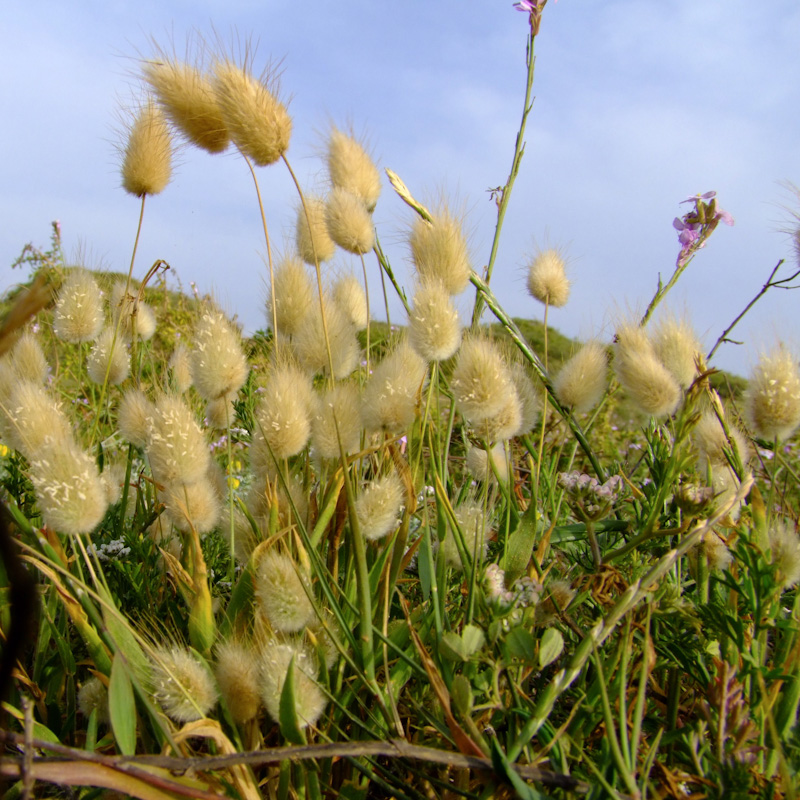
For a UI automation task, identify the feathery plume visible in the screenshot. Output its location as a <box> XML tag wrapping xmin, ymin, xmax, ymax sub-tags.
<box><xmin>553</xmin><ymin>342</ymin><xmax>608</xmax><ymax>413</ymax></box>
<box><xmin>205</xmin><ymin>394</ymin><xmax>235</xmax><ymax>430</ymax></box>
<box><xmin>509</xmin><ymin>361</ymin><xmax>540</xmax><ymax>435</ymax></box>
<box><xmin>355</xmin><ymin>473</ymin><xmax>404</xmax><ymax>541</ymax></box>
<box><xmin>255</xmin><ymin>362</ymin><xmax>314</xmax><ymax>460</ymax></box>
<box><xmin>408</xmin><ymin>278</ymin><xmax>461</xmax><ymax>362</ymax></box>
<box><xmin>652</xmin><ymin>315</ymin><xmax>701</xmax><ymax>389</ymax></box>
<box><xmin>327</xmin><ymin>127</ymin><xmax>381</xmax><ymax>212</ymax></box>
<box><xmin>292</xmin><ymin>295</ymin><xmax>359</xmax><ymax>379</ymax></box>
<box><xmin>333</xmin><ymin>274</ymin><xmax>368</xmax><ymax>330</ymax></box>
<box><xmin>296</xmin><ymin>196</ymin><xmax>336</xmax><ymax>265</ymax></box>
<box><xmin>110</xmin><ymin>282</ymin><xmax>156</xmax><ymax>342</ymax></box>
<box><xmin>169</xmin><ymin>343</ymin><xmax>193</xmax><ymax>393</ymax></box>
<box><xmin>442</xmin><ymin>499</ymin><xmax>489</xmax><ymax>570</ymax></box>
<box><xmin>325</xmin><ymin>188</ymin><xmax>375</xmax><ymax>255</ymax></box>
<box><xmin>693</xmin><ymin>408</ymin><xmax>749</xmax><ymax>474</ymax></box>
<box><xmin>466</xmin><ymin>443</ymin><xmax>509</xmax><ymax>483</ymax></box>
<box><xmin>744</xmin><ymin>347</ymin><xmax>800</xmax><ymax>441</ymax></box>
<box><xmin>78</xmin><ymin>677</ymin><xmax>109</xmax><ymax>724</ymax></box>
<box><xmin>526</xmin><ymin>248</ymin><xmax>570</xmax><ymax>308</ymax></box>
<box><xmin>255</xmin><ymin>550</ymin><xmax>315</xmax><ymax>633</ymax></box>
<box><xmin>215</xmin><ymin>640</ymin><xmax>262</xmax><ymax>723</ymax></box>
<box><xmin>86</xmin><ymin>328</ymin><xmax>130</xmax><ymax>386</ymax></box>
<box><xmin>260</xmin><ymin>641</ymin><xmax>326</xmax><ymax>728</ymax></box>
<box><xmin>269</xmin><ymin>256</ymin><xmax>314</xmax><ymax>337</ymax></box>
<box><xmin>162</xmin><ymin>475</ymin><xmax>221</xmax><ymax>534</ymax></box>
<box><xmin>9</xmin><ymin>331</ymin><xmax>48</xmax><ymax>384</ymax></box>
<box><xmin>311</xmin><ymin>382</ymin><xmax>363</xmax><ymax>460</ymax></box>
<box><xmin>2</xmin><ymin>381</ymin><xmax>71</xmax><ymax>458</ymax></box>
<box><xmin>450</xmin><ymin>336</ymin><xmax>514</xmax><ymax>425</ymax></box>
<box><xmin>53</xmin><ymin>269</ymin><xmax>104</xmax><ymax>343</ymax></box>
<box><xmin>150</xmin><ymin>646</ymin><xmax>218</xmax><ymax>723</ymax></box>
<box><xmin>117</xmin><ymin>388</ymin><xmax>155</xmax><ymax>449</ymax></box>
<box><xmin>146</xmin><ymin>395</ymin><xmax>210</xmax><ymax>485</ymax></box>
<box><xmin>121</xmin><ymin>99</ymin><xmax>173</xmax><ymax>197</ymax></box>
<box><xmin>409</xmin><ymin>208</ymin><xmax>471</xmax><ymax>295</ymax></box>
<box><xmin>768</xmin><ymin>520</ymin><xmax>800</xmax><ymax>589</ymax></box>
<box><xmin>190</xmin><ymin>308</ymin><xmax>249</xmax><ymax>401</ymax></box>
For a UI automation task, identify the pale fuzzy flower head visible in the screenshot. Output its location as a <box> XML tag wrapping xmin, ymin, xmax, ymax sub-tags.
<box><xmin>325</xmin><ymin>188</ymin><xmax>375</xmax><ymax>255</ymax></box>
<box><xmin>143</xmin><ymin>53</ymin><xmax>230</xmax><ymax>154</ymax></box>
<box><xmin>169</xmin><ymin>343</ymin><xmax>193</xmax><ymax>394</ymax></box>
<box><xmin>333</xmin><ymin>274</ymin><xmax>368</xmax><ymax>330</ymax></box>
<box><xmin>471</xmin><ymin>387</ymin><xmax>523</xmax><ymax>443</ymax></box>
<box><xmin>255</xmin><ymin>362</ymin><xmax>314</xmax><ymax>460</ymax></box>
<box><xmin>205</xmin><ymin>394</ymin><xmax>235</xmax><ymax>430</ymax></box>
<box><xmin>190</xmin><ymin>308</ymin><xmax>249</xmax><ymax>401</ymax></box>
<box><xmin>296</xmin><ymin>196</ymin><xmax>336</xmax><ymax>265</ymax></box>
<box><xmin>77</xmin><ymin>677</ymin><xmax>109</xmax><ymax>724</ymax></box>
<box><xmin>110</xmin><ymin>282</ymin><xmax>156</xmax><ymax>341</ymax></box>
<box><xmin>326</xmin><ymin>127</ymin><xmax>381</xmax><ymax>212</ymax></box>
<box><xmin>150</xmin><ymin>646</ymin><xmax>218</xmax><ymax>723</ymax></box>
<box><xmin>442</xmin><ymin>499</ymin><xmax>489</xmax><ymax>570</ymax></box>
<box><xmin>215</xmin><ymin>640</ymin><xmax>262</xmax><ymax>723</ymax></box>
<box><xmin>408</xmin><ymin>278</ymin><xmax>461</xmax><ymax>363</ymax></box>
<box><xmin>118</xmin><ymin>388</ymin><xmax>155</xmax><ymax>449</ymax></box>
<box><xmin>362</xmin><ymin>338</ymin><xmax>427</xmax><ymax>435</ymax></box>
<box><xmin>466</xmin><ymin>442</ymin><xmax>508</xmax><ymax>483</ymax></box>
<box><xmin>120</xmin><ymin>99</ymin><xmax>173</xmax><ymax>197</ymax></box>
<box><xmin>526</xmin><ymin>247</ymin><xmax>570</xmax><ymax>308</ymax></box>
<box><xmin>146</xmin><ymin>394</ymin><xmax>211</xmax><ymax>485</ymax></box>
<box><xmin>269</xmin><ymin>256</ymin><xmax>315</xmax><ymax>337</ymax></box>
<box><xmin>212</xmin><ymin>58</ymin><xmax>291</xmax><ymax>166</ymax></box>
<box><xmin>693</xmin><ymin>409</ymin><xmax>749</xmax><ymax>473</ymax></box>
<box><xmin>255</xmin><ymin>550</ymin><xmax>315</xmax><ymax>633</ymax></box>
<box><xmin>260</xmin><ymin>640</ymin><xmax>326</xmax><ymax>729</ymax></box>
<box><xmin>553</xmin><ymin>342</ymin><xmax>608</xmax><ymax>414</ymax></box>
<box><xmin>744</xmin><ymin>347</ymin><xmax>800</xmax><ymax>441</ymax></box>
<box><xmin>768</xmin><ymin>520</ymin><xmax>800</xmax><ymax>589</ymax></box>
<box><xmin>29</xmin><ymin>436</ymin><xmax>109</xmax><ymax>535</ymax></box>
<box><xmin>450</xmin><ymin>336</ymin><xmax>514</xmax><ymax>425</ymax></box>
<box><xmin>87</xmin><ymin>328</ymin><xmax>130</xmax><ymax>386</ymax></box>
<box><xmin>700</xmin><ymin>531</ymin><xmax>733</xmax><ymax>572</ymax></box>
<box><xmin>53</xmin><ymin>269</ymin><xmax>104</xmax><ymax>343</ymax></box>
<box><xmin>652</xmin><ymin>315</ymin><xmax>701</xmax><ymax>389</ymax></box>
<box><xmin>311</xmin><ymin>382</ymin><xmax>363</xmax><ymax>460</ymax></box>
<box><xmin>162</xmin><ymin>475</ymin><xmax>221</xmax><ymax>534</ymax></box>
<box><xmin>100</xmin><ymin>461</ymin><xmax>126</xmax><ymax>507</ymax></box>
<box><xmin>3</xmin><ymin>381</ymin><xmax>72</xmax><ymax>458</ymax></box>
<box><xmin>710</xmin><ymin>466</ymin><xmax>749</xmax><ymax>522</ymax></box>
<box><xmin>409</xmin><ymin>208</ymin><xmax>471</xmax><ymax>295</ymax></box>
<box><xmin>509</xmin><ymin>361</ymin><xmax>540</xmax><ymax>435</ymax></box>
<box><xmin>292</xmin><ymin>295</ymin><xmax>359</xmax><ymax>379</ymax></box>
<box><xmin>613</xmin><ymin>323</ymin><xmax>681</xmax><ymax>418</ymax></box>
<box><xmin>356</xmin><ymin>472</ymin><xmax>404</xmax><ymax>541</ymax></box>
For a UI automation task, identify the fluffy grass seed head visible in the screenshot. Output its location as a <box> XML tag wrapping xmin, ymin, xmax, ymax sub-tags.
<box><xmin>553</xmin><ymin>342</ymin><xmax>608</xmax><ymax>413</ymax></box>
<box><xmin>311</xmin><ymin>382</ymin><xmax>363</xmax><ymax>460</ymax></box>
<box><xmin>325</xmin><ymin>188</ymin><xmax>375</xmax><ymax>255</ymax></box>
<box><xmin>9</xmin><ymin>331</ymin><xmax>48</xmax><ymax>384</ymax></box>
<box><xmin>213</xmin><ymin>59</ymin><xmax>291</xmax><ymax>166</ymax></box>
<box><xmin>205</xmin><ymin>394</ymin><xmax>235</xmax><ymax>430</ymax></box>
<box><xmin>162</xmin><ymin>475</ymin><xmax>221</xmax><ymax>534</ymax></box>
<box><xmin>260</xmin><ymin>641</ymin><xmax>326</xmax><ymax>729</ymax></box>
<box><xmin>296</xmin><ymin>196</ymin><xmax>336</xmax><ymax>265</ymax></box>
<box><xmin>474</xmin><ymin>387</ymin><xmax>523</xmax><ymax>443</ymax></box>
<box><xmin>408</xmin><ymin>278</ymin><xmax>461</xmax><ymax>362</ymax></box>
<box><xmin>110</xmin><ymin>282</ymin><xmax>156</xmax><ymax>341</ymax></box>
<box><xmin>269</xmin><ymin>256</ymin><xmax>314</xmax><ymax>337</ymax></box>
<box><xmin>190</xmin><ymin>308</ymin><xmax>249</xmax><ymax>401</ymax></box>
<box><xmin>255</xmin><ymin>362</ymin><xmax>314</xmax><ymax>460</ymax></box>
<box><xmin>86</xmin><ymin>328</ymin><xmax>131</xmax><ymax>386</ymax></box>
<box><xmin>509</xmin><ymin>361</ymin><xmax>540</xmax><ymax>434</ymax></box>
<box><xmin>3</xmin><ymin>381</ymin><xmax>71</xmax><ymax>458</ymax></box>
<box><xmin>333</xmin><ymin>274</ymin><xmax>368</xmax><ymax>330</ymax></box>
<box><xmin>150</xmin><ymin>646</ymin><xmax>218</xmax><ymax>723</ymax></box>
<box><xmin>29</xmin><ymin>436</ymin><xmax>109</xmax><ymax>535</ymax></box>
<box><xmin>327</xmin><ymin>127</ymin><xmax>381</xmax><ymax>212</ymax></box>
<box><xmin>362</xmin><ymin>337</ymin><xmax>427</xmax><ymax>435</ymax></box>
<box><xmin>53</xmin><ymin>269</ymin><xmax>104</xmax><ymax>343</ymax></box>
<box><xmin>652</xmin><ymin>315</ymin><xmax>701</xmax><ymax>389</ymax></box>
<box><xmin>614</xmin><ymin>323</ymin><xmax>681</xmax><ymax>418</ymax></box>
<box><xmin>466</xmin><ymin>442</ymin><xmax>509</xmax><ymax>484</ymax></box>
<box><xmin>744</xmin><ymin>347</ymin><xmax>800</xmax><ymax>441</ymax></box>
<box><xmin>356</xmin><ymin>473</ymin><xmax>404</xmax><ymax>541</ymax></box>
<box><xmin>215</xmin><ymin>640</ymin><xmax>262</xmax><ymax>724</ymax></box>
<box><xmin>693</xmin><ymin>408</ymin><xmax>749</xmax><ymax>474</ymax></box>
<box><xmin>118</xmin><ymin>388</ymin><xmax>155</xmax><ymax>449</ymax></box>
<box><xmin>292</xmin><ymin>294</ymin><xmax>359</xmax><ymax>379</ymax></box>
<box><xmin>143</xmin><ymin>55</ymin><xmax>230</xmax><ymax>154</ymax></box>
<box><xmin>526</xmin><ymin>247</ymin><xmax>570</xmax><ymax>308</ymax></box>
<box><xmin>77</xmin><ymin>677</ymin><xmax>109</xmax><ymax>724</ymax></box>
<box><xmin>450</xmin><ymin>336</ymin><xmax>514</xmax><ymax>425</ymax></box>
<box><xmin>409</xmin><ymin>208</ymin><xmax>471</xmax><ymax>295</ymax></box>
<box><xmin>169</xmin><ymin>343</ymin><xmax>193</xmax><ymax>393</ymax></box>
<box><xmin>442</xmin><ymin>499</ymin><xmax>489</xmax><ymax>570</ymax></box>
<box><xmin>255</xmin><ymin>550</ymin><xmax>315</xmax><ymax>633</ymax></box>
<box><xmin>121</xmin><ymin>99</ymin><xmax>173</xmax><ymax>197</ymax></box>
<box><xmin>768</xmin><ymin>520</ymin><xmax>800</xmax><ymax>589</ymax></box>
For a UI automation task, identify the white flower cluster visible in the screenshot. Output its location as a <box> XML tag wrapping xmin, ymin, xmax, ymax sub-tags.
<box><xmin>88</xmin><ymin>537</ymin><xmax>131</xmax><ymax>562</ymax></box>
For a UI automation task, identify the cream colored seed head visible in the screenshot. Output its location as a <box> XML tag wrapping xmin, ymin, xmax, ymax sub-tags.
<box><xmin>325</xmin><ymin>188</ymin><xmax>375</xmax><ymax>255</ymax></box>
<box><xmin>466</xmin><ymin>443</ymin><xmax>509</xmax><ymax>484</ymax></box>
<box><xmin>53</xmin><ymin>269</ymin><xmax>104</xmax><ymax>343</ymax></box>
<box><xmin>296</xmin><ymin>196</ymin><xmax>336</xmax><ymax>265</ymax></box>
<box><xmin>205</xmin><ymin>394</ymin><xmax>235</xmax><ymax>430</ymax></box>
<box><xmin>509</xmin><ymin>361</ymin><xmax>540</xmax><ymax>435</ymax></box>
<box><xmin>355</xmin><ymin>473</ymin><xmax>404</xmax><ymax>541</ymax></box>
<box><xmin>162</xmin><ymin>475</ymin><xmax>221</xmax><ymax>535</ymax></box>
<box><xmin>213</xmin><ymin>61</ymin><xmax>291</xmax><ymax>166</ymax></box>
<box><xmin>292</xmin><ymin>295</ymin><xmax>359</xmax><ymax>379</ymax></box>
<box><xmin>408</xmin><ymin>278</ymin><xmax>461</xmax><ymax>363</ymax></box>
<box><xmin>333</xmin><ymin>274</ymin><xmax>368</xmax><ymax>330</ymax></box>
<box><xmin>87</xmin><ymin>328</ymin><xmax>130</xmax><ymax>386</ymax></box>
<box><xmin>311</xmin><ymin>382</ymin><xmax>363</xmax><ymax>460</ymax></box>
<box><xmin>255</xmin><ymin>362</ymin><xmax>314</xmax><ymax>459</ymax></box>
<box><xmin>269</xmin><ymin>256</ymin><xmax>314</xmax><ymax>337</ymax></box>
<box><xmin>190</xmin><ymin>309</ymin><xmax>249</xmax><ymax>401</ymax></box>
<box><xmin>327</xmin><ymin>127</ymin><xmax>381</xmax><ymax>212</ymax></box>
<box><xmin>526</xmin><ymin>248</ymin><xmax>570</xmax><ymax>308</ymax></box>
<box><xmin>553</xmin><ymin>342</ymin><xmax>608</xmax><ymax>414</ymax></box>
<box><xmin>215</xmin><ymin>640</ymin><xmax>262</xmax><ymax>724</ymax></box>
<box><xmin>693</xmin><ymin>409</ymin><xmax>749</xmax><ymax>473</ymax></box>
<box><xmin>652</xmin><ymin>315</ymin><xmax>701</xmax><ymax>389</ymax></box>
<box><xmin>471</xmin><ymin>388</ymin><xmax>523</xmax><ymax>443</ymax></box>
<box><xmin>117</xmin><ymin>388</ymin><xmax>155</xmax><ymax>449</ymax></box>
<box><xmin>255</xmin><ymin>550</ymin><xmax>315</xmax><ymax>633</ymax></box>
<box><xmin>143</xmin><ymin>58</ymin><xmax>230</xmax><ymax>154</ymax></box>
<box><xmin>110</xmin><ymin>282</ymin><xmax>156</xmax><ymax>342</ymax></box>
<box><xmin>450</xmin><ymin>336</ymin><xmax>514</xmax><ymax>425</ymax></box>
<box><xmin>9</xmin><ymin>331</ymin><xmax>48</xmax><ymax>384</ymax></box>
<box><xmin>744</xmin><ymin>347</ymin><xmax>800</xmax><ymax>441</ymax></box>
<box><xmin>259</xmin><ymin>641</ymin><xmax>326</xmax><ymax>729</ymax></box>
<box><xmin>150</xmin><ymin>646</ymin><xmax>218</xmax><ymax>723</ymax></box>
<box><xmin>121</xmin><ymin>99</ymin><xmax>173</xmax><ymax>197</ymax></box>
<box><xmin>3</xmin><ymin>381</ymin><xmax>71</xmax><ymax>459</ymax></box>
<box><xmin>77</xmin><ymin>677</ymin><xmax>109</xmax><ymax>724</ymax></box>
<box><xmin>768</xmin><ymin>520</ymin><xmax>800</xmax><ymax>589</ymax></box>
<box><xmin>442</xmin><ymin>500</ymin><xmax>488</xmax><ymax>570</ymax></box>
<box><xmin>169</xmin><ymin>343</ymin><xmax>193</xmax><ymax>393</ymax></box>
<box><xmin>409</xmin><ymin>210</ymin><xmax>471</xmax><ymax>295</ymax></box>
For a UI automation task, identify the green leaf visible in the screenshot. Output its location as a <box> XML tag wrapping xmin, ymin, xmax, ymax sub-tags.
<box><xmin>278</xmin><ymin>656</ymin><xmax>306</xmax><ymax>745</ymax></box>
<box><xmin>439</xmin><ymin>631</ymin><xmax>468</xmax><ymax>662</ymax></box>
<box><xmin>451</xmin><ymin>674</ymin><xmax>474</xmax><ymax>716</ymax></box>
<box><xmin>490</xmin><ymin>737</ymin><xmax>552</xmax><ymax>800</ymax></box>
<box><xmin>503</xmin><ymin>502</ymin><xmax>543</xmax><ymax>585</ymax></box>
<box><xmin>461</xmin><ymin>624</ymin><xmax>486</xmax><ymax>657</ymax></box>
<box><xmin>109</xmin><ymin>655</ymin><xmax>137</xmax><ymax>756</ymax></box>
<box><xmin>506</xmin><ymin>627</ymin><xmax>537</xmax><ymax>664</ymax></box>
<box><xmin>538</xmin><ymin>628</ymin><xmax>564</xmax><ymax>669</ymax></box>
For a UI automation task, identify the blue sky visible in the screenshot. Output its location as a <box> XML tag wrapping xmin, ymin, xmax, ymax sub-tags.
<box><xmin>3</xmin><ymin>0</ymin><xmax>799</xmax><ymax>375</ymax></box>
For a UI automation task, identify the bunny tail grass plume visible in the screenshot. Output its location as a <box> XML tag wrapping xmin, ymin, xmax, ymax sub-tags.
<box><xmin>143</xmin><ymin>55</ymin><xmax>230</xmax><ymax>154</ymax></box>
<box><xmin>121</xmin><ymin>98</ymin><xmax>173</xmax><ymax>197</ymax></box>
<box><xmin>553</xmin><ymin>342</ymin><xmax>608</xmax><ymax>414</ymax></box>
<box><xmin>169</xmin><ymin>343</ymin><xmax>193</xmax><ymax>393</ymax></box>
<box><xmin>3</xmin><ymin>381</ymin><xmax>72</xmax><ymax>458</ymax></box>
<box><xmin>473</xmin><ymin>387</ymin><xmax>523</xmax><ymax>443</ymax></box>
<box><xmin>292</xmin><ymin>295</ymin><xmax>359</xmax><ymax>379</ymax></box>
<box><xmin>77</xmin><ymin>677</ymin><xmax>109</xmax><ymax>724</ymax></box>
<box><xmin>526</xmin><ymin>247</ymin><xmax>570</xmax><ymax>308</ymax></box>
<box><xmin>744</xmin><ymin>346</ymin><xmax>800</xmax><ymax>441</ymax></box>
<box><xmin>409</xmin><ymin>206</ymin><xmax>472</xmax><ymax>295</ymax></box>
<box><xmin>269</xmin><ymin>256</ymin><xmax>314</xmax><ymax>337</ymax></box>
<box><xmin>111</xmin><ymin>282</ymin><xmax>156</xmax><ymax>341</ymax></box>
<box><xmin>215</xmin><ymin>640</ymin><xmax>262</xmax><ymax>724</ymax></box>
<box><xmin>296</xmin><ymin>195</ymin><xmax>336</xmax><ymax>265</ymax></box>
<box><xmin>693</xmin><ymin>408</ymin><xmax>750</xmax><ymax>474</ymax></box>
<box><xmin>213</xmin><ymin>58</ymin><xmax>291</xmax><ymax>166</ymax></box>
<box><xmin>150</xmin><ymin>646</ymin><xmax>218</xmax><ymax>723</ymax></box>
<box><xmin>29</xmin><ymin>436</ymin><xmax>109</xmax><ymax>535</ymax></box>
<box><xmin>9</xmin><ymin>331</ymin><xmax>48</xmax><ymax>384</ymax></box>
<box><xmin>356</xmin><ymin>472</ymin><xmax>404</xmax><ymax>541</ymax></box>
<box><xmin>162</xmin><ymin>475</ymin><xmax>221</xmax><ymax>534</ymax></box>
<box><xmin>333</xmin><ymin>274</ymin><xmax>368</xmax><ymax>330</ymax></box>
<box><xmin>260</xmin><ymin>640</ymin><xmax>326</xmax><ymax>729</ymax></box>
<box><xmin>190</xmin><ymin>308</ymin><xmax>248</xmax><ymax>401</ymax></box>
<box><xmin>53</xmin><ymin>269</ymin><xmax>104</xmax><ymax>343</ymax></box>
<box><xmin>652</xmin><ymin>314</ymin><xmax>701</xmax><ymax>389</ymax></box>
<box><xmin>362</xmin><ymin>337</ymin><xmax>427</xmax><ymax>435</ymax></box>
<box><xmin>327</xmin><ymin>127</ymin><xmax>381</xmax><ymax>212</ymax></box>
<box><xmin>614</xmin><ymin>322</ymin><xmax>680</xmax><ymax>418</ymax></box>
<box><xmin>768</xmin><ymin>520</ymin><xmax>800</xmax><ymax>589</ymax></box>
<box><xmin>325</xmin><ymin>188</ymin><xmax>375</xmax><ymax>255</ymax></box>
<box><xmin>408</xmin><ymin>278</ymin><xmax>461</xmax><ymax>362</ymax></box>
<box><xmin>255</xmin><ymin>361</ymin><xmax>314</xmax><ymax>459</ymax></box>
<box><xmin>311</xmin><ymin>382</ymin><xmax>362</xmax><ymax>460</ymax></box>
<box><xmin>443</xmin><ymin>499</ymin><xmax>489</xmax><ymax>570</ymax></box>
<box><xmin>450</xmin><ymin>335</ymin><xmax>514</xmax><ymax>425</ymax></box>
<box><xmin>118</xmin><ymin>388</ymin><xmax>155</xmax><ymax>449</ymax></box>
<box><xmin>87</xmin><ymin>328</ymin><xmax>131</xmax><ymax>386</ymax></box>
<box><xmin>206</xmin><ymin>395</ymin><xmax>236</xmax><ymax>430</ymax></box>
<box><xmin>510</xmin><ymin>361</ymin><xmax>540</xmax><ymax>435</ymax></box>
<box><xmin>254</xmin><ymin>550</ymin><xmax>315</xmax><ymax>633</ymax></box>
<box><xmin>146</xmin><ymin>394</ymin><xmax>211</xmax><ymax>485</ymax></box>
<box><xmin>466</xmin><ymin>443</ymin><xmax>508</xmax><ymax>484</ymax></box>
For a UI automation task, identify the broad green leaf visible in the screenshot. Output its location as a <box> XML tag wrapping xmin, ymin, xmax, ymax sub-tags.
<box><xmin>109</xmin><ymin>655</ymin><xmax>137</xmax><ymax>755</ymax></box>
<box><xmin>461</xmin><ymin>624</ymin><xmax>486</xmax><ymax>657</ymax></box>
<box><xmin>538</xmin><ymin>628</ymin><xmax>564</xmax><ymax>669</ymax></box>
<box><xmin>439</xmin><ymin>631</ymin><xmax>468</xmax><ymax>662</ymax></box>
<box><xmin>503</xmin><ymin>502</ymin><xmax>542</xmax><ymax>585</ymax></box>
<box><xmin>506</xmin><ymin>627</ymin><xmax>537</xmax><ymax>664</ymax></box>
<box><xmin>451</xmin><ymin>674</ymin><xmax>474</xmax><ymax>716</ymax></box>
